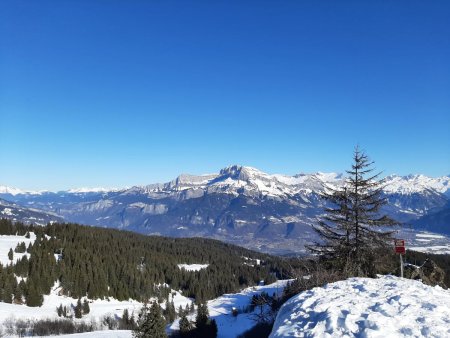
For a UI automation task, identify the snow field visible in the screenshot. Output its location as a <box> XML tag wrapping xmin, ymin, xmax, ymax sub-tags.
<box><xmin>0</xmin><ymin>281</ymin><xmax>193</xmax><ymax>336</ymax></box>
<box><xmin>40</xmin><ymin>331</ymin><xmax>132</xmax><ymax>338</ymax></box>
<box><xmin>270</xmin><ymin>275</ymin><xmax>450</xmax><ymax>338</ymax></box>
<box><xmin>0</xmin><ymin>277</ymin><xmax>291</xmax><ymax>338</ymax></box>
<box><xmin>0</xmin><ymin>232</ymin><xmax>35</xmax><ymax>266</ymax></box>
<box><xmin>410</xmin><ymin>245</ymin><xmax>450</xmax><ymax>255</ymax></box>
<box><xmin>177</xmin><ymin>263</ymin><xmax>209</xmax><ymax>272</ymax></box>
<box><xmin>416</xmin><ymin>233</ymin><xmax>445</xmax><ymax>239</ymax></box>
<box><xmin>170</xmin><ymin>279</ymin><xmax>292</xmax><ymax>338</ymax></box>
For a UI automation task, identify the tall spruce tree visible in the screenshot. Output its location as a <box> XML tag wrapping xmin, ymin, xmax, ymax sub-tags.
<box><xmin>74</xmin><ymin>298</ymin><xmax>83</xmax><ymax>318</ymax></box>
<box><xmin>195</xmin><ymin>303</ymin><xmax>209</xmax><ymax>329</ymax></box>
<box><xmin>179</xmin><ymin>313</ymin><xmax>192</xmax><ymax>337</ymax></box>
<box><xmin>25</xmin><ymin>280</ymin><xmax>44</xmax><ymax>307</ymax></box>
<box><xmin>310</xmin><ymin>147</ymin><xmax>398</xmax><ymax>276</ymax></box>
<box><xmin>133</xmin><ymin>301</ymin><xmax>167</xmax><ymax>338</ymax></box>
<box><xmin>194</xmin><ymin>303</ymin><xmax>217</xmax><ymax>338</ymax></box>
<box><xmin>82</xmin><ymin>298</ymin><xmax>90</xmax><ymax>314</ymax></box>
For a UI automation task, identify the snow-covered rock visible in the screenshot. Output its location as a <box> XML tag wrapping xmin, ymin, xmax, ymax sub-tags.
<box><xmin>383</xmin><ymin>174</ymin><xmax>450</xmax><ymax>195</ymax></box>
<box><xmin>270</xmin><ymin>275</ymin><xmax>450</xmax><ymax>338</ymax></box>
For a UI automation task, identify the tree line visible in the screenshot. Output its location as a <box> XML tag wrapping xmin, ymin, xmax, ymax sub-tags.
<box><xmin>0</xmin><ymin>218</ymin><xmax>292</xmax><ymax>307</ymax></box>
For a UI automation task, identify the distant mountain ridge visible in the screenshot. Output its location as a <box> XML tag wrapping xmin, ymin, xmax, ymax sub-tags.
<box><xmin>1</xmin><ymin>165</ymin><xmax>449</xmax><ymax>254</ymax></box>
<box><xmin>2</xmin><ymin>165</ymin><xmax>448</xmax><ymax>196</ymax></box>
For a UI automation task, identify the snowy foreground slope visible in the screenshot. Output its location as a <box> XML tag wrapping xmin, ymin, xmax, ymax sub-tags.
<box><xmin>270</xmin><ymin>275</ymin><xmax>450</xmax><ymax>338</ymax></box>
<box><xmin>0</xmin><ymin>273</ymin><xmax>290</xmax><ymax>338</ymax></box>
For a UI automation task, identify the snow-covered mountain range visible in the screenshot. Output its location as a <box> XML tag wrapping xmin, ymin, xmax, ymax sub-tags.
<box><xmin>2</xmin><ymin>165</ymin><xmax>449</xmax><ymax>198</ymax></box>
<box><xmin>1</xmin><ymin>165</ymin><xmax>449</xmax><ymax>254</ymax></box>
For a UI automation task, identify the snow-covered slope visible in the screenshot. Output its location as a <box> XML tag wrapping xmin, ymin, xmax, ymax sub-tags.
<box><xmin>67</xmin><ymin>187</ymin><xmax>119</xmax><ymax>193</ymax></box>
<box><xmin>169</xmin><ymin>279</ymin><xmax>292</xmax><ymax>338</ymax></box>
<box><xmin>41</xmin><ymin>332</ymin><xmax>131</xmax><ymax>338</ymax></box>
<box><xmin>383</xmin><ymin>174</ymin><xmax>450</xmax><ymax>195</ymax></box>
<box><xmin>177</xmin><ymin>263</ymin><xmax>209</xmax><ymax>271</ymax></box>
<box><xmin>0</xmin><ymin>270</ymin><xmax>291</xmax><ymax>338</ymax></box>
<box><xmin>0</xmin><ymin>281</ymin><xmax>192</xmax><ymax>336</ymax></box>
<box><xmin>0</xmin><ymin>185</ymin><xmax>32</xmax><ymax>196</ymax></box>
<box><xmin>0</xmin><ymin>232</ymin><xmax>36</xmax><ymax>265</ymax></box>
<box><xmin>270</xmin><ymin>275</ymin><xmax>450</xmax><ymax>338</ymax></box>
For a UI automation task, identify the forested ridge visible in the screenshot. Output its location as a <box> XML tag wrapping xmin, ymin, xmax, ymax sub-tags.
<box><xmin>0</xmin><ymin>219</ymin><xmax>291</xmax><ymax>307</ymax></box>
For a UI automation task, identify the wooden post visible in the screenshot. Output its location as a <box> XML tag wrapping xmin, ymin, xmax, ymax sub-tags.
<box><xmin>400</xmin><ymin>253</ymin><xmax>403</xmax><ymax>278</ymax></box>
<box><xmin>394</xmin><ymin>239</ymin><xmax>405</xmax><ymax>278</ymax></box>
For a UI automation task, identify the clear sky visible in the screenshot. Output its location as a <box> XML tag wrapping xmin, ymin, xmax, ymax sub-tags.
<box><xmin>1</xmin><ymin>1</ymin><xmax>449</xmax><ymax>190</ymax></box>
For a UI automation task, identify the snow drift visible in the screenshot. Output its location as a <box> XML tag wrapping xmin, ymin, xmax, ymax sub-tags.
<box><xmin>270</xmin><ymin>275</ymin><xmax>450</xmax><ymax>338</ymax></box>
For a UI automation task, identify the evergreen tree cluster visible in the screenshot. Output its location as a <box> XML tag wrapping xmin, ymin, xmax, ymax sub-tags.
<box><xmin>0</xmin><ymin>219</ymin><xmax>36</xmax><ymax>306</ymax></box>
<box><xmin>133</xmin><ymin>301</ymin><xmax>167</xmax><ymax>338</ymax></box>
<box><xmin>176</xmin><ymin>303</ymin><xmax>217</xmax><ymax>338</ymax></box>
<box><xmin>14</xmin><ymin>241</ymin><xmax>27</xmax><ymax>253</ymax></box>
<box><xmin>0</xmin><ymin>218</ymin><xmax>292</xmax><ymax>307</ymax></box>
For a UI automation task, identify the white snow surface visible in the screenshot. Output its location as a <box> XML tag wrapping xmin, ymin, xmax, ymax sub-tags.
<box><xmin>383</xmin><ymin>174</ymin><xmax>450</xmax><ymax>194</ymax></box>
<box><xmin>67</xmin><ymin>187</ymin><xmax>119</xmax><ymax>193</ymax></box>
<box><xmin>177</xmin><ymin>263</ymin><xmax>209</xmax><ymax>271</ymax></box>
<box><xmin>1</xmin><ymin>208</ymin><xmax>13</xmax><ymax>216</ymax></box>
<box><xmin>270</xmin><ymin>275</ymin><xmax>450</xmax><ymax>338</ymax></box>
<box><xmin>170</xmin><ymin>279</ymin><xmax>292</xmax><ymax>338</ymax></box>
<box><xmin>0</xmin><ymin>185</ymin><xmax>29</xmax><ymax>195</ymax></box>
<box><xmin>0</xmin><ymin>185</ymin><xmax>47</xmax><ymax>195</ymax></box>
<box><xmin>409</xmin><ymin>245</ymin><xmax>450</xmax><ymax>255</ymax></box>
<box><xmin>0</xmin><ymin>281</ymin><xmax>193</xmax><ymax>336</ymax></box>
<box><xmin>416</xmin><ymin>233</ymin><xmax>445</xmax><ymax>239</ymax></box>
<box><xmin>40</xmin><ymin>331</ymin><xmax>132</xmax><ymax>338</ymax></box>
<box><xmin>0</xmin><ymin>284</ymin><xmax>141</xmax><ymax>325</ymax></box>
<box><xmin>0</xmin><ymin>273</ymin><xmax>291</xmax><ymax>338</ymax></box>
<box><xmin>0</xmin><ymin>232</ymin><xmax>36</xmax><ymax>265</ymax></box>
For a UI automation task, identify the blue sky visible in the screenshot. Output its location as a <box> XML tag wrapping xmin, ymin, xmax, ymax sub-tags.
<box><xmin>1</xmin><ymin>1</ymin><xmax>449</xmax><ymax>190</ymax></box>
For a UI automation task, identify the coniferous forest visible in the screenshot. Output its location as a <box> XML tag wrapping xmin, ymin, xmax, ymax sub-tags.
<box><xmin>0</xmin><ymin>218</ymin><xmax>292</xmax><ymax>307</ymax></box>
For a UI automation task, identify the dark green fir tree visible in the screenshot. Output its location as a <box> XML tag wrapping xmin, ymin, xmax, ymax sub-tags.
<box><xmin>133</xmin><ymin>301</ymin><xmax>167</xmax><ymax>338</ymax></box>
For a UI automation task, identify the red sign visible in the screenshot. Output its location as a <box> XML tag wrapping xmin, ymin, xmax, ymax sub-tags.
<box><xmin>394</xmin><ymin>239</ymin><xmax>406</xmax><ymax>255</ymax></box>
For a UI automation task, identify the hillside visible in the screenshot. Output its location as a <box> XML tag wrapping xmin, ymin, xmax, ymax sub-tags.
<box><xmin>0</xmin><ymin>219</ymin><xmax>291</xmax><ymax>307</ymax></box>
<box><xmin>0</xmin><ymin>278</ymin><xmax>292</xmax><ymax>338</ymax></box>
<box><xmin>270</xmin><ymin>275</ymin><xmax>450</xmax><ymax>337</ymax></box>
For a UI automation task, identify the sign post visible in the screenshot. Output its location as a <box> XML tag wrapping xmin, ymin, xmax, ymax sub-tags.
<box><xmin>394</xmin><ymin>239</ymin><xmax>406</xmax><ymax>278</ymax></box>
